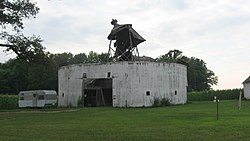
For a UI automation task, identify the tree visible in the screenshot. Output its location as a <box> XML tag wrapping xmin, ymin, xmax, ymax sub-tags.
<box><xmin>0</xmin><ymin>58</ymin><xmax>29</xmax><ymax>94</ymax></box>
<box><xmin>98</xmin><ymin>53</ymin><xmax>110</xmax><ymax>62</ymax></box>
<box><xmin>0</xmin><ymin>0</ymin><xmax>44</xmax><ymax>62</ymax></box>
<box><xmin>27</xmin><ymin>57</ymin><xmax>58</xmax><ymax>90</ymax></box>
<box><xmin>157</xmin><ymin>50</ymin><xmax>218</xmax><ymax>91</ymax></box>
<box><xmin>156</xmin><ymin>49</ymin><xmax>187</xmax><ymax>65</ymax></box>
<box><xmin>0</xmin><ymin>51</ymin><xmax>114</xmax><ymax>94</ymax></box>
<box><xmin>87</xmin><ymin>51</ymin><xmax>99</xmax><ymax>63</ymax></box>
<box><xmin>71</xmin><ymin>53</ymin><xmax>88</xmax><ymax>64</ymax></box>
<box><xmin>186</xmin><ymin>57</ymin><xmax>218</xmax><ymax>91</ymax></box>
<box><xmin>50</xmin><ymin>52</ymin><xmax>73</xmax><ymax>67</ymax></box>
<box><xmin>0</xmin><ymin>61</ymin><xmax>12</xmax><ymax>93</ymax></box>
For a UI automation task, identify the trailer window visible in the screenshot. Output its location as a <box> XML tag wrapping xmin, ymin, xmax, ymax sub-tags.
<box><xmin>20</xmin><ymin>95</ymin><xmax>33</xmax><ymax>100</ymax></box>
<box><xmin>38</xmin><ymin>95</ymin><xmax>44</xmax><ymax>100</ymax></box>
<box><xmin>46</xmin><ymin>94</ymin><xmax>57</xmax><ymax>100</ymax></box>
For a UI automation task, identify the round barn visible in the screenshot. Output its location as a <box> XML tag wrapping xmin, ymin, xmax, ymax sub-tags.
<box><xmin>58</xmin><ymin>61</ymin><xmax>187</xmax><ymax>107</ymax></box>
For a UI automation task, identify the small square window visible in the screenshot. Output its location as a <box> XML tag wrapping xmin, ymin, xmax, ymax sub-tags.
<box><xmin>83</xmin><ymin>73</ymin><xmax>87</xmax><ymax>78</ymax></box>
<box><xmin>107</xmin><ymin>72</ymin><xmax>111</xmax><ymax>78</ymax></box>
<box><xmin>146</xmin><ymin>91</ymin><xmax>150</xmax><ymax>96</ymax></box>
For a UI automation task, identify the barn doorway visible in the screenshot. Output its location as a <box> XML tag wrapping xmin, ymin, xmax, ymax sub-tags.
<box><xmin>82</xmin><ymin>78</ymin><xmax>112</xmax><ymax>107</ymax></box>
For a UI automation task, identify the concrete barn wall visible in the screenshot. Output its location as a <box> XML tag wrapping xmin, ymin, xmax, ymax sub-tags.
<box><xmin>244</xmin><ymin>83</ymin><xmax>250</xmax><ymax>99</ymax></box>
<box><xmin>58</xmin><ymin>61</ymin><xmax>187</xmax><ymax>107</ymax></box>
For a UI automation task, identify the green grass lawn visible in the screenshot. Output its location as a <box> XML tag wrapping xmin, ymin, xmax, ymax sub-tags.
<box><xmin>0</xmin><ymin>100</ymin><xmax>250</xmax><ymax>141</ymax></box>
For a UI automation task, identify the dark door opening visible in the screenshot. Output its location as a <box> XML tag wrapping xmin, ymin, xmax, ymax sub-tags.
<box><xmin>83</xmin><ymin>78</ymin><xmax>112</xmax><ymax>107</ymax></box>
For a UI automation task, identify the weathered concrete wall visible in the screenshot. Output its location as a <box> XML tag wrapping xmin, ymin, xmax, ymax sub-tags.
<box><xmin>58</xmin><ymin>61</ymin><xmax>187</xmax><ymax>107</ymax></box>
<box><xmin>244</xmin><ymin>83</ymin><xmax>250</xmax><ymax>99</ymax></box>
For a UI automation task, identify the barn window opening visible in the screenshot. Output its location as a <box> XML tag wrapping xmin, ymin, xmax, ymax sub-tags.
<box><xmin>107</xmin><ymin>72</ymin><xmax>111</xmax><ymax>78</ymax></box>
<box><xmin>146</xmin><ymin>91</ymin><xmax>150</xmax><ymax>96</ymax></box>
<box><xmin>175</xmin><ymin>90</ymin><xmax>177</xmax><ymax>95</ymax></box>
<box><xmin>62</xmin><ymin>93</ymin><xmax>64</xmax><ymax>97</ymax></box>
<box><xmin>83</xmin><ymin>73</ymin><xmax>87</xmax><ymax>78</ymax></box>
<box><xmin>33</xmin><ymin>94</ymin><xmax>36</xmax><ymax>97</ymax></box>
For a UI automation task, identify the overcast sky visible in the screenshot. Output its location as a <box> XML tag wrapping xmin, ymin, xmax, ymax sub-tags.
<box><xmin>1</xmin><ymin>0</ymin><xmax>250</xmax><ymax>90</ymax></box>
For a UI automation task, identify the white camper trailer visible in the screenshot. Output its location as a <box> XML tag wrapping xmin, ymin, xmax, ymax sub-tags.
<box><xmin>18</xmin><ymin>90</ymin><xmax>57</xmax><ymax>108</ymax></box>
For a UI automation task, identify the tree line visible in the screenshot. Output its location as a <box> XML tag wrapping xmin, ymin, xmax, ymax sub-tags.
<box><xmin>0</xmin><ymin>51</ymin><xmax>110</xmax><ymax>94</ymax></box>
<box><xmin>0</xmin><ymin>50</ymin><xmax>218</xmax><ymax>94</ymax></box>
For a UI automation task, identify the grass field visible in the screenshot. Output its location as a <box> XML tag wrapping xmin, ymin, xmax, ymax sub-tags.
<box><xmin>0</xmin><ymin>100</ymin><xmax>250</xmax><ymax>141</ymax></box>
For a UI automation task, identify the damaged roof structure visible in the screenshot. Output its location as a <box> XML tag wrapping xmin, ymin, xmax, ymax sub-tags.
<box><xmin>58</xmin><ymin>19</ymin><xmax>188</xmax><ymax>107</ymax></box>
<box><xmin>107</xmin><ymin>19</ymin><xmax>146</xmax><ymax>61</ymax></box>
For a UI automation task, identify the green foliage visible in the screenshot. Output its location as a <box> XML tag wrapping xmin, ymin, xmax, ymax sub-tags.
<box><xmin>0</xmin><ymin>51</ymin><xmax>111</xmax><ymax>94</ymax></box>
<box><xmin>1</xmin><ymin>0</ymin><xmax>43</xmax><ymax>62</ymax></box>
<box><xmin>27</xmin><ymin>58</ymin><xmax>58</xmax><ymax>90</ymax></box>
<box><xmin>153</xmin><ymin>97</ymin><xmax>171</xmax><ymax>107</ymax></box>
<box><xmin>152</xmin><ymin>98</ymin><xmax>160</xmax><ymax>107</ymax></box>
<box><xmin>188</xmin><ymin>89</ymin><xmax>242</xmax><ymax>101</ymax></box>
<box><xmin>157</xmin><ymin>49</ymin><xmax>218</xmax><ymax>91</ymax></box>
<box><xmin>0</xmin><ymin>94</ymin><xmax>18</xmax><ymax>109</ymax></box>
<box><xmin>187</xmin><ymin>57</ymin><xmax>218</xmax><ymax>91</ymax></box>
<box><xmin>4</xmin><ymin>33</ymin><xmax>45</xmax><ymax>62</ymax></box>
<box><xmin>161</xmin><ymin>98</ymin><xmax>171</xmax><ymax>106</ymax></box>
<box><xmin>0</xmin><ymin>59</ymin><xmax>29</xmax><ymax>94</ymax></box>
<box><xmin>0</xmin><ymin>0</ymin><xmax>39</xmax><ymax>30</ymax></box>
<box><xmin>50</xmin><ymin>51</ymin><xmax>110</xmax><ymax>67</ymax></box>
<box><xmin>0</xmin><ymin>64</ymin><xmax>11</xmax><ymax>93</ymax></box>
<box><xmin>71</xmin><ymin>53</ymin><xmax>88</xmax><ymax>64</ymax></box>
<box><xmin>157</xmin><ymin>49</ymin><xmax>183</xmax><ymax>63</ymax></box>
<box><xmin>50</xmin><ymin>52</ymin><xmax>73</xmax><ymax>67</ymax></box>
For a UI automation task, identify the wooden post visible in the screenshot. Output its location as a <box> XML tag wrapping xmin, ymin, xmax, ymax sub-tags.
<box><xmin>217</xmin><ymin>100</ymin><xmax>219</xmax><ymax>120</ymax></box>
<box><xmin>107</xmin><ymin>40</ymin><xmax>112</xmax><ymax>62</ymax></box>
<box><xmin>239</xmin><ymin>91</ymin><xmax>242</xmax><ymax>110</ymax></box>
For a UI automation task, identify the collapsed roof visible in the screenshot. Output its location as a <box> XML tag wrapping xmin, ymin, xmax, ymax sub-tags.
<box><xmin>107</xmin><ymin>19</ymin><xmax>146</xmax><ymax>61</ymax></box>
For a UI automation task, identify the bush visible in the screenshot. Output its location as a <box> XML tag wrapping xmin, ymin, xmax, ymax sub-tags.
<box><xmin>187</xmin><ymin>89</ymin><xmax>242</xmax><ymax>101</ymax></box>
<box><xmin>0</xmin><ymin>94</ymin><xmax>18</xmax><ymax>109</ymax></box>
<box><xmin>153</xmin><ymin>98</ymin><xmax>161</xmax><ymax>107</ymax></box>
<box><xmin>153</xmin><ymin>98</ymin><xmax>171</xmax><ymax>107</ymax></box>
<box><xmin>161</xmin><ymin>98</ymin><xmax>171</xmax><ymax>106</ymax></box>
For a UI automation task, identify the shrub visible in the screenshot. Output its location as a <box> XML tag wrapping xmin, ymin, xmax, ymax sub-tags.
<box><xmin>77</xmin><ymin>95</ymin><xmax>84</xmax><ymax>107</ymax></box>
<box><xmin>161</xmin><ymin>98</ymin><xmax>171</xmax><ymax>106</ymax></box>
<box><xmin>187</xmin><ymin>89</ymin><xmax>242</xmax><ymax>101</ymax></box>
<box><xmin>0</xmin><ymin>94</ymin><xmax>18</xmax><ymax>110</ymax></box>
<box><xmin>153</xmin><ymin>98</ymin><xmax>161</xmax><ymax>107</ymax></box>
<box><xmin>153</xmin><ymin>98</ymin><xmax>171</xmax><ymax>107</ymax></box>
